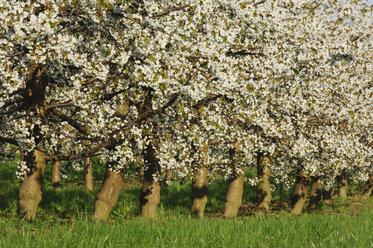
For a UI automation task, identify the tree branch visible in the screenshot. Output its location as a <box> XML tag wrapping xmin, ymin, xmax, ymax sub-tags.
<box><xmin>3</xmin><ymin>51</ymin><xmax>26</xmax><ymax>57</ymax></box>
<box><xmin>0</xmin><ymin>136</ymin><xmax>19</xmax><ymax>146</ymax></box>
<box><xmin>45</xmin><ymin>102</ymin><xmax>74</xmax><ymax>111</ymax></box>
<box><xmin>48</xmin><ymin>93</ymin><xmax>180</xmax><ymax>161</ymax></box>
<box><xmin>150</xmin><ymin>4</ymin><xmax>191</xmax><ymax>18</ymax></box>
<box><xmin>51</xmin><ymin>109</ymin><xmax>89</xmax><ymax>135</ymax></box>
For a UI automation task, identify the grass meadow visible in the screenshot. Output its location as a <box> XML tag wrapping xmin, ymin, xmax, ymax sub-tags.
<box><xmin>0</xmin><ymin>159</ymin><xmax>372</xmax><ymax>248</ymax></box>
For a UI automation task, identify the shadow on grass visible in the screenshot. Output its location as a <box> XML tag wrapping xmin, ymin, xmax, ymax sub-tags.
<box><xmin>112</xmin><ymin>186</ymin><xmax>142</xmax><ymax>218</ymax></box>
<box><xmin>39</xmin><ymin>186</ymin><xmax>96</xmax><ymax>217</ymax></box>
<box><xmin>159</xmin><ymin>182</ymin><xmax>192</xmax><ymax>215</ymax></box>
<box><xmin>157</xmin><ymin>179</ymin><xmax>259</xmax><ymax>215</ymax></box>
<box><xmin>0</xmin><ymin>189</ymin><xmax>18</xmax><ymax>213</ymax></box>
<box><xmin>0</xmin><ymin>161</ymin><xmax>19</xmax><ymax>213</ymax></box>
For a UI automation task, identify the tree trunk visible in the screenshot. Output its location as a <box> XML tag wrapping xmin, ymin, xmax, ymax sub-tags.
<box><xmin>362</xmin><ymin>174</ymin><xmax>373</xmax><ymax>199</ymax></box>
<box><xmin>93</xmin><ymin>168</ymin><xmax>123</xmax><ymax>220</ymax></box>
<box><xmin>323</xmin><ymin>188</ymin><xmax>333</xmax><ymax>205</ymax></box>
<box><xmin>140</xmin><ymin>143</ymin><xmax>161</xmax><ymax>219</ymax></box>
<box><xmin>191</xmin><ymin>166</ymin><xmax>208</xmax><ymax>218</ymax></box>
<box><xmin>224</xmin><ymin>174</ymin><xmax>244</xmax><ymax>218</ymax></box>
<box><xmin>257</xmin><ymin>155</ymin><xmax>272</xmax><ymax>215</ymax></box>
<box><xmin>18</xmin><ymin>149</ymin><xmax>46</xmax><ymax>220</ymax></box>
<box><xmin>291</xmin><ymin>169</ymin><xmax>309</xmax><ymax>214</ymax></box>
<box><xmin>308</xmin><ymin>177</ymin><xmax>322</xmax><ymax>210</ymax></box>
<box><xmin>84</xmin><ymin>157</ymin><xmax>94</xmax><ymax>191</ymax></box>
<box><xmin>51</xmin><ymin>160</ymin><xmax>61</xmax><ymax>190</ymax></box>
<box><xmin>337</xmin><ymin>171</ymin><xmax>348</xmax><ymax>198</ymax></box>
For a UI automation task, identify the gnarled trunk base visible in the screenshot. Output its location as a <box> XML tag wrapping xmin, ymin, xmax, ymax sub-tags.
<box><xmin>337</xmin><ymin>172</ymin><xmax>348</xmax><ymax>198</ymax></box>
<box><xmin>323</xmin><ymin>189</ymin><xmax>333</xmax><ymax>205</ymax></box>
<box><xmin>93</xmin><ymin>169</ymin><xmax>123</xmax><ymax>221</ymax></box>
<box><xmin>191</xmin><ymin>167</ymin><xmax>208</xmax><ymax>218</ymax></box>
<box><xmin>291</xmin><ymin>170</ymin><xmax>309</xmax><ymax>214</ymax></box>
<box><xmin>308</xmin><ymin>177</ymin><xmax>322</xmax><ymax>210</ymax></box>
<box><xmin>257</xmin><ymin>155</ymin><xmax>271</xmax><ymax>215</ymax></box>
<box><xmin>18</xmin><ymin>149</ymin><xmax>46</xmax><ymax>220</ymax></box>
<box><xmin>224</xmin><ymin>174</ymin><xmax>244</xmax><ymax>218</ymax></box>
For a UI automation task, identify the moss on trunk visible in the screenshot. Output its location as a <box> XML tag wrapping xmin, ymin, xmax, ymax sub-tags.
<box><xmin>18</xmin><ymin>149</ymin><xmax>46</xmax><ymax>220</ymax></box>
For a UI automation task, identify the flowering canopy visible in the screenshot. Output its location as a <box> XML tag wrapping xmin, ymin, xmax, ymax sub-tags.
<box><xmin>0</xmin><ymin>0</ymin><xmax>372</xmax><ymax>186</ymax></box>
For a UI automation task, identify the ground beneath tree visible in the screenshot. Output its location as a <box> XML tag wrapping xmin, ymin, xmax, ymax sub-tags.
<box><xmin>204</xmin><ymin>196</ymin><xmax>373</xmax><ymax>218</ymax></box>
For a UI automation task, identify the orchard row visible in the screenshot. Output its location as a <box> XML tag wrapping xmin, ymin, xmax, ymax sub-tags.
<box><xmin>0</xmin><ymin>0</ymin><xmax>372</xmax><ymax>219</ymax></box>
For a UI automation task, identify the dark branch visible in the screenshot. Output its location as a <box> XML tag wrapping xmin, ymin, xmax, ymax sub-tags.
<box><xmin>101</xmin><ymin>89</ymin><xmax>128</xmax><ymax>101</ymax></box>
<box><xmin>226</xmin><ymin>49</ymin><xmax>264</xmax><ymax>57</ymax></box>
<box><xmin>81</xmin><ymin>77</ymin><xmax>98</xmax><ymax>87</ymax></box>
<box><xmin>0</xmin><ymin>136</ymin><xmax>19</xmax><ymax>146</ymax></box>
<box><xmin>48</xmin><ymin>93</ymin><xmax>180</xmax><ymax>161</ymax></box>
<box><xmin>193</xmin><ymin>94</ymin><xmax>223</xmax><ymax>109</ymax></box>
<box><xmin>51</xmin><ymin>109</ymin><xmax>89</xmax><ymax>135</ymax></box>
<box><xmin>150</xmin><ymin>4</ymin><xmax>191</xmax><ymax>18</ymax></box>
<box><xmin>3</xmin><ymin>51</ymin><xmax>26</xmax><ymax>57</ymax></box>
<box><xmin>253</xmin><ymin>0</ymin><xmax>267</xmax><ymax>6</ymax></box>
<box><xmin>45</xmin><ymin>102</ymin><xmax>74</xmax><ymax>111</ymax></box>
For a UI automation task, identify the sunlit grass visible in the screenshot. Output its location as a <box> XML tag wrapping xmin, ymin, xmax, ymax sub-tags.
<box><xmin>1</xmin><ymin>158</ymin><xmax>372</xmax><ymax>248</ymax></box>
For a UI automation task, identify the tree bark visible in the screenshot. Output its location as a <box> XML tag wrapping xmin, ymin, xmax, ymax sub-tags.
<box><xmin>323</xmin><ymin>188</ymin><xmax>333</xmax><ymax>205</ymax></box>
<box><xmin>362</xmin><ymin>174</ymin><xmax>373</xmax><ymax>199</ymax></box>
<box><xmin>51</xmin><ymin>160</ymin><xmax>61</xmax><ymax>190</ymax></box>
<box><xmin>84</xmin><ymin>157</ymin><xmax>94</xmax><ymax>191</ymax></box>
<box><xmin>291</xmin><ymin>169</ymin><xmax>309</xmax><ymax>214</ymax></box>
<box><xmin>18</xmin><ymin>149</ymin><xmax>46</xmax><ymax>220</ymax></box>
<box><xmin>257</xmin><ymin>155</ymin><xmax>272</xmax><ymax>215</ymax></box>
<box><xmin>140</xmin><ymin>143</ymin><xmax>161</xmax><ymax>219</ymax></box>
<box><xmin>224</xmin><ymin>174</ymin><xmax>244</xmax><ymax>218</ymax></box>
<box><xmin>191</xmin><ymin>166</ymin><xmax>208</xmax><ymax>218</ymax></box>
<box><xmin>307</xmin><ymin>177</ymin><xmax>322</xmax><ymax>210</ymax></box>
<box><xmin>337</xmin><ymin>171</ymin><xmax>348</xmax><ymax>198</ymax></box>
<box><xmin>93</xmin><ymin>168</ymin><xmax>123</xmax><ymax>220</ymax></box>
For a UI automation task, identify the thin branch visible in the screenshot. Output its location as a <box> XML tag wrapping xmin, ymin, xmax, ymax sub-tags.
<box><xmin>123</xmin><ymin>15</ymin><xmax>169</xmax><ymax>35</ymax></box>
<box><xmin>199</xmin><ymin>71</ymin><xmax>213</xmax><ymax>82</ymax></box>
<box><xmin>150</xmin><ymin>4</ymin><xmax>191</xmax><ymax>18</ymax></box>
<box><xmin>101</xmin><ymin>89</ymin><xmax>128</xmax><ymax>101</ymax></box>
<box><xmin>3</xmin><ymin>51</ymin><xmax>26</xmax><ymax>57</ymax></box>
<box><xmin>45</xmin><ymin>102</ymin><xmax>74</xmax><ymax>111</ymax></box>
<box><xmin>0</xmin><ymin>115</ymin><xmax>26</xmax><ymax>124</ymax></box>
<box><xmin>193</xmin><ymin>94</ymin><xmax>223</xmax><ymax>109</ymax></box>
<box><xmin>82</xmin><ymin>77</ymin><xmax>98</xmax><ymax>87</ymax></box>
<box><xmin>226</xmin><ymin>49</ymin><xmax>264</xmax><ymax>57</ymax></box>
<box><xmin>253</xmin><ymin>0</ymin><xmax>267</xmax><ymax>7</ymax></box>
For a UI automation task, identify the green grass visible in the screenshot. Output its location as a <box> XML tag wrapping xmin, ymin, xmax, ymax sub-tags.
<box><xmin>1</xmin><ymin>212</ymin><xmax>372</xmax><ymax>248</ymax></box>
<box><xmin>1</xmin><ymin>158</ymin><xmax>373</xmax><ymax>247</ymax></box>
